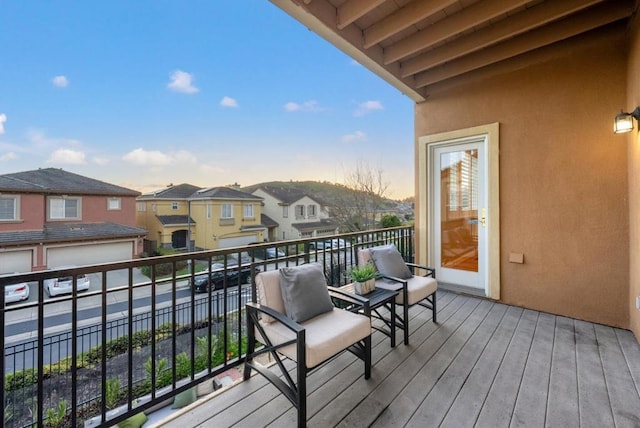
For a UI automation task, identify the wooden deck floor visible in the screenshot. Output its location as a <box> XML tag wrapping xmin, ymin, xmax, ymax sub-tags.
<box><xmin>160</xmin><ymin>291</ymin><xmax>640</xmax><ymax>428</ymax></box>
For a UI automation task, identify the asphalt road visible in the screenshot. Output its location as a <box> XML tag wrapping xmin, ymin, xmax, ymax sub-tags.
<box><xmin>4</xmin><ymin>283</ymin><xmax>252</xmax><ymax>372</ymax></box>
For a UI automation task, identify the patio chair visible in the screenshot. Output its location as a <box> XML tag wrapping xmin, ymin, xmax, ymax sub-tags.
<box><xmin>358</xmin><ymin>244</ymin><xmax>437</xmax><ymax>345</ymax></box>
<box><xmin>244</xmin><ymin>263</ymin><xmax>372</xmax><ymax>428</ymax></box>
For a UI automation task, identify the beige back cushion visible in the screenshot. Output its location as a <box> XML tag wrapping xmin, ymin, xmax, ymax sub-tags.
<box><xmin>256</xmin><ymin>270</ymin><xmax>286</xmax><ymax>323</ymax></box>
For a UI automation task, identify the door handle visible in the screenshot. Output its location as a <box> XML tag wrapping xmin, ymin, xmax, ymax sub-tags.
<box><xmin>481</xmin><ymin>208</ymin><xmax>486</xmax><ymax>228</ymax></box>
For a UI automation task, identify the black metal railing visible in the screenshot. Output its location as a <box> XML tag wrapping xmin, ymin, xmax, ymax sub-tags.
<box><xmin>0</xmin><ymin>226</ymin><xmax>414</xmax><ymax>427</ymax></box>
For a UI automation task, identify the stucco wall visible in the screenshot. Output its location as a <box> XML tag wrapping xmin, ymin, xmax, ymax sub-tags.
<box><xmin>415</xmin><ymin>29</ymin><xmax>630</xmax><ymax>327</ymax></box>
<box><xmin>628</xmin><ymin>12</ymin><xmax>640</xmax><ymax>339</ymax></box>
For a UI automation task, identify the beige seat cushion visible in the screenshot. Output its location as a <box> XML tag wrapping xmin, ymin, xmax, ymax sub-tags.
<box><xmin>375</xmin><ymin>276</ymin><xmax>437</xmax><ymax>305</ymax></box>
<box><xmin>358</xmin><ymin>247</ymin><xmax>437</xmax><ymax>305</ymax></box>
<box><xmin>258</xmin><ymin>308</ymin><xmax>371</xmax><ymax>368</ymax></box>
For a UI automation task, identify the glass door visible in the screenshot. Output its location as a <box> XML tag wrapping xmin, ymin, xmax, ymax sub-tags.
<box><xmin>433</xmin><ymin>140</ymin><xmax>486</xmax><ymax>290</ymax></box>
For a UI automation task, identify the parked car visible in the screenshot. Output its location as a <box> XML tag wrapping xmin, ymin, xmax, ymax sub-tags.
<box><xmin>44</xmin><ymin>267</ymin><xmax>91</xmax><ymax>297</ymax></box>
<box><xmin>247</xmin><ymin>243</ymin><xmax>286</xmax><ymax>260</ymax></box>
<box><xmin>309</xmin><ymin>238</ymin><xmax>351</xmax><ymax>250</ymax></box>
<box><xmin>3</xmin><ymin>274</ymin><xmax>30</xmax><ymax>304</ymax></box>
<box><xmin>265</xmin><ymin>247</ymin><xmax>286</xmax><ymax>259</ymax></box>
<box><xmin>191</xmin><ymin>258</ymin><xmax>259</xmax><ymax>293</ymax></box>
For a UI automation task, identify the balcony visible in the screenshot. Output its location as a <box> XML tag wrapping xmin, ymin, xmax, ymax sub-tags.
<box><xmin>1</xmin><ymin>227</ymin><xmax>413</xmax><ymax>427</ymax></box>
<box><xmin>2</xmin><ymin>226</ymin><xmax>639</xmax><ymax>427</ymax></box>
<box><xmin>163</xmin><ymin>290</ymin><xmax>640</xmax><ymax>427</ymax></box>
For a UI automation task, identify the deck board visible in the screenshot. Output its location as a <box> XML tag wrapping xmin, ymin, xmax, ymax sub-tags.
<box><xmin>160</xmin><ymin>291</ymin><xmax>640</xmax><ymax>428</ymax></box>
<box><xmin>546</xmin><ymin>317</ymin><xmax>580</xmax><ymax>428</ymax></box>
<box><xmin>509</xmin><ymin>311</ymin><xmax>555</xmax><ymax>428</ymax></box>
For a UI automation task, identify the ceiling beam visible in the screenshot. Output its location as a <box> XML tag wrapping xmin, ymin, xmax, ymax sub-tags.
<box><xmin>413</xmin><ymin>1</ymin><xmax>631</xmax><ymax>88</ymax></box>
<box><xmin>384</xmin><ymin>0</ymin><xmax>532</xmax><ymax>65</ymax></box>
<box><xmin>363</xmin><ymin>0</ymin><xmax>458</xmax><ymax>48</ymax></box>
<box><xmin>337</xmin><ymin>0</ymin><xmax>386</xmax><ymax>30</ymax></box>
<box><xmin>401</xmin><ymin>0</ymin><xmax>608</xmax><ymax>77</ymax></box>
<box><xmin>423</xmin><ymin>22</ymin><xmax>626</xmax><ymax>96</ymax></box>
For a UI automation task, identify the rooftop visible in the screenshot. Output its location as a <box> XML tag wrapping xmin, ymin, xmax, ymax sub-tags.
<box><xmin>0</xmin><ymin>168</ymin><xmax>140</xmax><ymax>196</ymax></box>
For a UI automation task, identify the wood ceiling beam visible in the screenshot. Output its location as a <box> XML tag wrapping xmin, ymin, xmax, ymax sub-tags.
<box><xmin>363</xmin><ymin>0</ymin><xmax>458</xmax><ymax>49</ymax></box>
<box><xmin>337</xmin><ymin>0</ymin><xmax>386</xmax><ymax>30</ymax></box>
<box><xmin>401</xmin><ymin>0</ymin><xmax>607</xmax><ymax>77</ymax></box>
<box><xmin>413</xmin><ymin>1</ymin><xmax>631</xmax><ymax>88</ymax></box>
<box><xmin>384</xmin><ymin>0</ymin><xmax>532</xmax><ymax>65</ymax></box>
<box><xmin>423</xmin><ymin>22</ymin><xmax>626</xmax><ymax>96</ymax></box>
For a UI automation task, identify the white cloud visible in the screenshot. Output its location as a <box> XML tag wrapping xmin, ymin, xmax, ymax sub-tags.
<box><xmin>52</xmin><ymin>75</ymin><xmax>69</xmax><ymax>87</ymax></box>
<box><xmin>0</xmin><ymin>152</ymin><xmax>17</xmax><ymax>162</ymax></box>
<box><xmin>47</xmin><ymin>148</ymin><xmax>86</xmax><ymax>165</ymax></box>
<box><xmin>167</xmin><ymin>70</ymin><xmax>198</xmax><ymax>94</ymax></box>
<box><xmin>220</xmin><ymin>96</ymin><xmax>238</xmax><ymax>108</ymax></box>
<box><xmin>92</xmin><ymin>156</ymin><xmax>110</xmax><ymax>166</ymax></box>
<box><xmin>0</xmin><ymin>113</ymin><xmax>6</xmax><ymax>134</ymax></box>
<box><xmin>353</xmin><ymin>100</ymin><xmax>383</xmax><ymax>117</ymax></box>
<box><xmin>122</xmin><ymin>148</ymin><xmax>197</xmax><ymax>167</ymax></box>
<box><xmin>284</xmin><ymin>100</ymin><xmax>322</xmax><ymax>112</ymax></box>
<box><xmin>341</xmin><ymin>130</ymin><xmax>367</xmax><ymax>143</ymax></box>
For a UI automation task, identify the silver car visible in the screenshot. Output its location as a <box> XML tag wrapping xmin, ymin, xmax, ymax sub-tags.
<box><xmin>4</xmin><ymin>275</ymin><xmax>30</xmax><ymax>304</ymax></box>
<box><xmin>44</xmin><ymin>267</ymin><xmax>91</xmax><ymax>297</ymax></box>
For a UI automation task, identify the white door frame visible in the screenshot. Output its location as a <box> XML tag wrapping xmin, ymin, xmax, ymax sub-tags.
<box><xmin>418</xmin><ymin>123</ymin><xmax>501</xmax><ymax>300</ymax></box>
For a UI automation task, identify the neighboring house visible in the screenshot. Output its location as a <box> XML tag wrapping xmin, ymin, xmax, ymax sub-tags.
<box><xmin>252</xmin><ymin>186</ymin><xmax>337</xmax><ymax>241</ymax></box>
<box><xmin>273</xmin><ymin>1</ymin><xmax>640</xmax><ymax>342</ymax></box>
<box><xmin>0</xmin><ymin>168</ymin><xmax>145</xmax><ymax>272</ymax></box>
<box><xmin>136</xmin><ymin>183</ymin><xmax>200</xmax><ymax>251</ymax></box>
<box><xmin>136</xmin><ymin>184</ymin><xmax>266</xmax><ymax>251</ymax></box>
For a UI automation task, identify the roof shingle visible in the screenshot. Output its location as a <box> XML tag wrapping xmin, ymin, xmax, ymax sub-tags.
<box><xmin>0</xmin><ymin>168</ymin><xmax>140</xmax><ymax>196</ymax></box>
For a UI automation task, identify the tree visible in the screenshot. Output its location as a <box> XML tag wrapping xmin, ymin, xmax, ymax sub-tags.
<box><xmin>331</xmin><ymin>162</ymin><xmax>390</xmax><ymax>232</ymax></box>
<box><xmin>381</xmin><ymin>214</ymin><xmax>401</xmax><ymax>228</ymax></box>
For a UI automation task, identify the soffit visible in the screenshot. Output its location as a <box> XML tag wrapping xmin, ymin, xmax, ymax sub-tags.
<box><xmin>270</xmin><ymin>0</ymin><xmax>636</xmax><ymax>101</ymax></box>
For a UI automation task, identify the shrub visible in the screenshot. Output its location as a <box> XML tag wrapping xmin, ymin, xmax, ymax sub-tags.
<box><xmin>105</xmin><ymin>378</ymin><xmax>121</xmax><ymax>409</ymax></box>
<box><xmin>175</xmin><ymin>352</ymin><xmax>191</xmax><ymax>379</ymax></box>
<box><xmin>45</xmin><ymin>400</ymin><xmax>67</xmax><ymax>428</ymax></box>
<box><xmin>140</xmin><ymin>248</ymin><xmax>189</xmax><ymax>278</ymax></box>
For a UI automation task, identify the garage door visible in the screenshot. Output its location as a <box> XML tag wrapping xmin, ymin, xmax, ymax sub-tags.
<box><xmin>0</xmin><ymin>250</ymin><xmax>33</xmax><ymax>274</ymax></box>
<box><xmin>47</xmin><ymin>241</ymin><xmax>133</xmax><ymax>268</ymax></box>
<box><xmin>219</xmin><ymin>235</ymin><xmax>257</xmax><ymax>249</ymax></box>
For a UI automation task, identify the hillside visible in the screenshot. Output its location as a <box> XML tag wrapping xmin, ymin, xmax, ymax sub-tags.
<box><xmin>241</xmin><ymin>180</ymin><xmax>397</xmax><ymax>208</ymax></box>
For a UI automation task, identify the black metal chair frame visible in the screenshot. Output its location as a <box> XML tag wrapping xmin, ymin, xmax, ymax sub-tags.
<box><xmin>244</xmin><ymin>287</ymin><xmax>371</xmax><ymax>428</ymax></box>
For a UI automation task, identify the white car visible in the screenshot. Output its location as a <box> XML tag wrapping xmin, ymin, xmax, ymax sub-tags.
<box><xmin>4</xmin><ymin>276</ymin><xmax>30</xmax><ymax>304</ymax></box>
<box><xmin>44</xmin><ymin>268</ymin><xmax>91</xmax><ymax>297</ymax></box>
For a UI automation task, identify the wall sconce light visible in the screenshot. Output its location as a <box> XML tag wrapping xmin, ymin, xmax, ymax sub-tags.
<box><xmin>614</xmin><ymin>106</ymin><xmax>640</xmax><ymax>133</ymax></box>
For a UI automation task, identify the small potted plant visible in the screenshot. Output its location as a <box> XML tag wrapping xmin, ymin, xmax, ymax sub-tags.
<box><xmin>347</xmin><ymin>263</ymin><xmax>378</xmax><ymax>295</ymax></box>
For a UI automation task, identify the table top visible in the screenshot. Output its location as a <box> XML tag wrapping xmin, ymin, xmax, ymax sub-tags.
<box><xmin>340</xmin><ymin>283</ymin><xmax>398</xmax><ymax>306</ymax></box>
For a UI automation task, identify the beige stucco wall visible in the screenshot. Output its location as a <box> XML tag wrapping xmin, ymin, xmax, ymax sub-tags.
<box><xmin>415</xmin><ymin>29</ymin><xmax>630</xmax><ymax>328</ymax></box>
<box><xmin>628</xmin><ymin>12</ymin><xmax>640</xmax><ymax>339</ymax></box>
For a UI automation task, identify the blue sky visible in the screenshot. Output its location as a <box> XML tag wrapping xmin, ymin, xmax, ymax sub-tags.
<box><xmin>0</xmin><ymin>1</ymin><xmax>414</xmax><ymax>198</ymax></box>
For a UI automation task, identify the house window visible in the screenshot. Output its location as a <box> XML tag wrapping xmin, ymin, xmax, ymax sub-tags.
<box><xmin>172</xmin><ymin>202</ymin><xmax>179</xmax><ymax>210</ymax></box>
<box><xmin>282</xmin><ymin>205</ymin><xmax>288</xmax><ymax>218</ymax></box>
<box><xmin>49</xmin><ymin>197</ymin><xmax>81</xmax><ymax>220</ymax></box>
<box><xmin>0</xmin><ymin>196</ymin><xmax>18</xmax><ymax>221</ymax></box>
<box><xmin>107</xmin><ymin>197</ymin><xmax>121</xmax><ymax>210</ymax></box>
<box><xmin>295</xmin><ymin>204</ymin><xmax>305</xmax><ymax>218</ymax></box>
<box><xmin>221</xmin><ymin>203</ymin><xmax>233</xmax><ymax>219</ymax></box>
<box><xmin>307</xmin><ymin>204</ymin><xmax>317</xmax><ymax>218</ymax></box>
<box><xmin>136</xmin><ymin>202</ymin><xmax>146</xmax><ymax>212</ymax></box>
<box><xmin>243</xmin><ymin>203</ymin><xmax>254</xmax><ymax>218</ymax></box>
<box><xmin>152</xmin><ymin>204</ymin><xmax>157</xmax><ymax>212</ymax></box>
<box><xmin>206</xmin><ymin>204</ymin><xmax>212</xmax><ymax>219</ymax></box>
